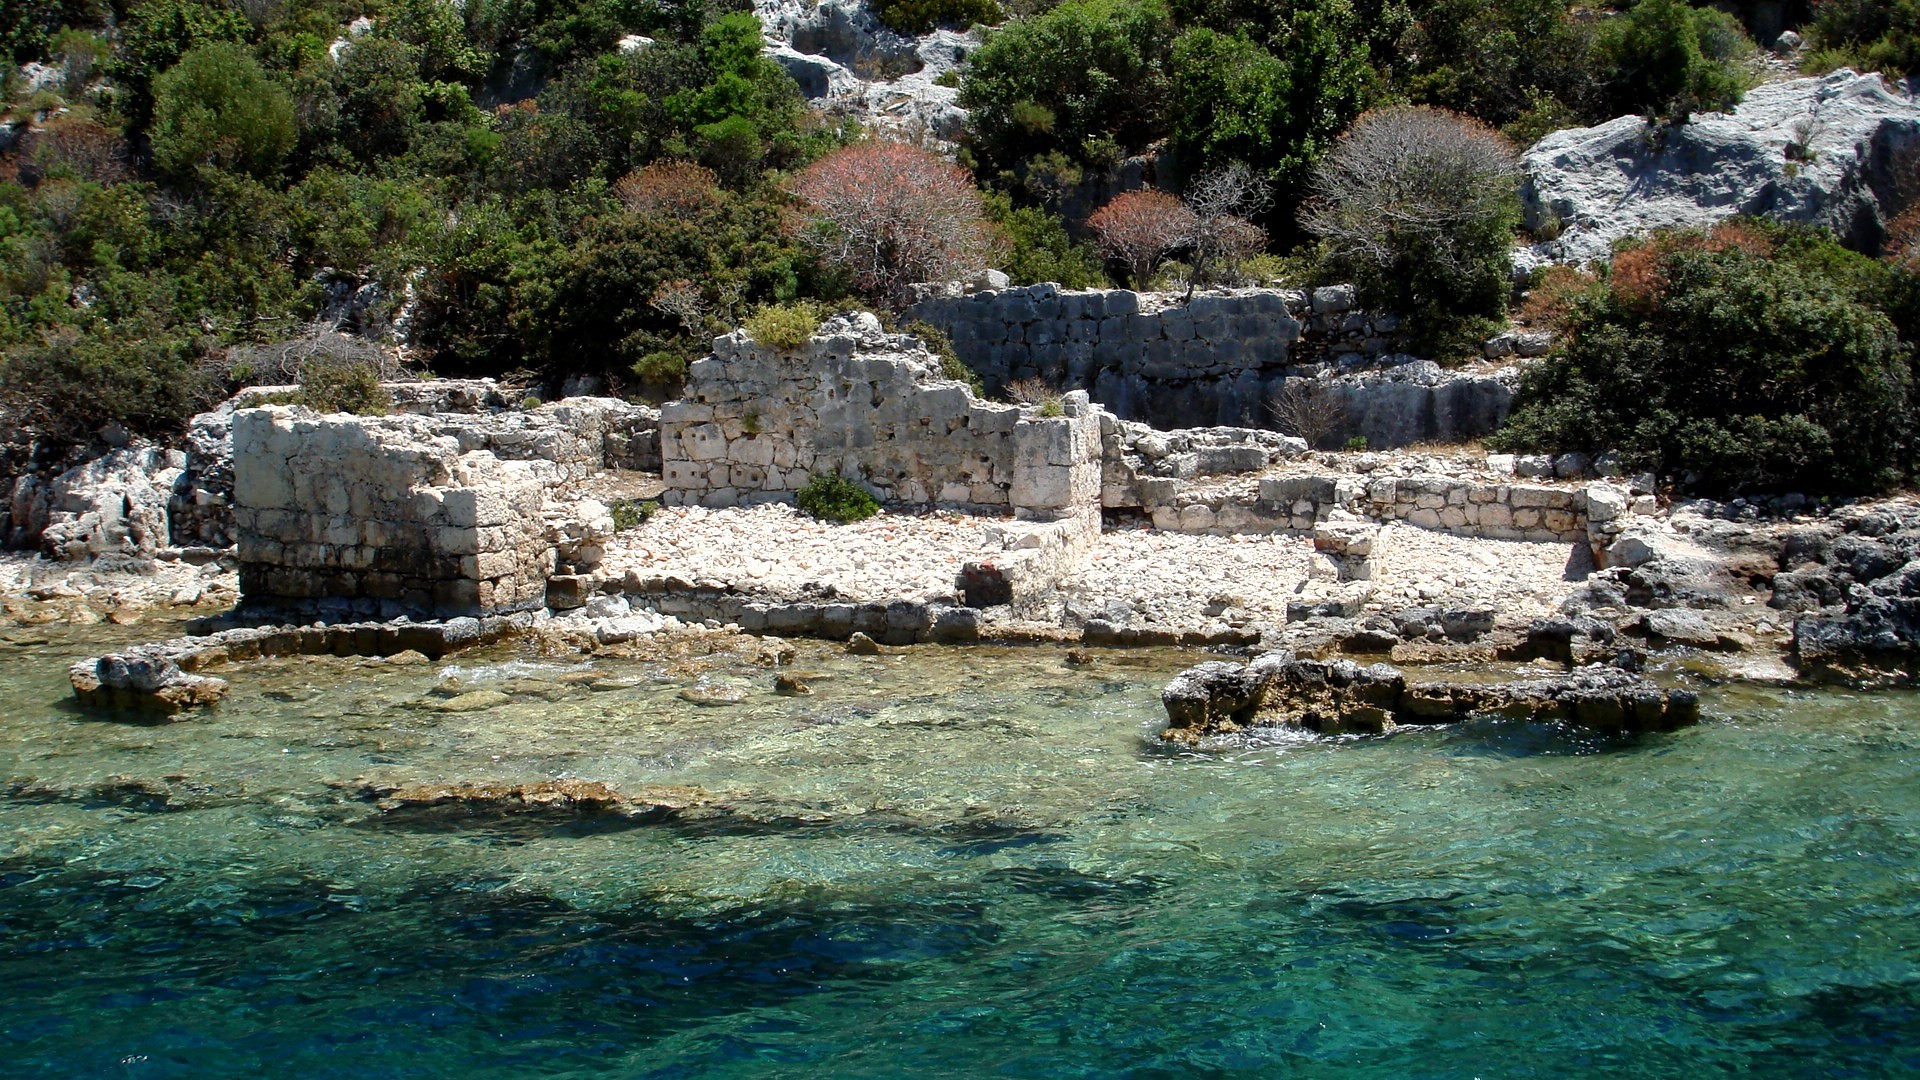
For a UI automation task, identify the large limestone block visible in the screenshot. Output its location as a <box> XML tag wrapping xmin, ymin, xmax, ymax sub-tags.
<box><xmin>1522</xmin><ymin>70</ymin><xmax>1920</xmax><ymax>267</ymax></box>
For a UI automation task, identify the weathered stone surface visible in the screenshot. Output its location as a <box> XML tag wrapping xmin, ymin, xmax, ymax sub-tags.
<box><xmin>1521</xmin><ymin>70</ymin><xmax>1920</xmax><ymax>268</ymax></box>
<box><xmin>1160</xmin><ymin>653</ymin><xmax>1698</xmax><ymax>740</ymax></box>
<box><xmin>30</xmin><ymin>443</ymin><xmax>185</xmax><ymax>559</ymax></box>
<box><xmin>754</xmin><ymin>0</ymin><xmax>970</xmax><ymax>143</ymax></box>
<box><xmin>232</xmin><ymin>408</ymin><xmax>554</xmax><ymax>618</ymax></box>
<box><xmin>69</xmin><ymin>649</ymin><xmax>228</xmax><ymax>713</ymax></box>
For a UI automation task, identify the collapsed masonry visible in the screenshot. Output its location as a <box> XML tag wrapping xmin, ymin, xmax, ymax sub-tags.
<box><xmin>218</xmin><ymin>312</ymin><xmax>1641</xmax><ymax>624</ymax></box>
<box><xmin>654</xmin><ymin>313</ymin><xmax>1643</xmax><ymax>609</ymax></box>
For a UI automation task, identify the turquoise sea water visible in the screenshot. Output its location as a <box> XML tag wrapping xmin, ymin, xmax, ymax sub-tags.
<box><xmin>1</xmin><ymin>625</ymin><xmax>1917</xmax><ymax>1078</ymax></box>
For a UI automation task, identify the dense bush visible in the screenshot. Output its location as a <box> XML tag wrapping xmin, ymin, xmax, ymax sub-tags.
<box><xmin>984</xmin><ymin>193</ymin><xmax>1109</xmax><ymax>287</ymax></box>
<box><xmin>1805</xmin><ymin>0</ymin><xmax>1920</xmax><ymax>75</ymax></box>
<box><xmin>295</xmin><ymin>358</ymin><xmax>392</xmax><ymax>415</ymax></box>
<box><xmin>1301</xmin><ymin>105</ymin><xmax>1522</xmax><ymax>355</ymax></box>
<box><xmin>150</xmin><ymin>43</ymin><xmax>298</xmax><ymax>180</ymax></box>
<box><xmin>796</xmin><ymin>473</ymin><xmax>880</xmax><ymax>522</ymax></box>
<box><xmin>958</xmin><ymin>0</ymin><xmax>1173</xmax><ymax>183</ymax></box>
<box><xmin>873</xmin><ymin>0</ymin><xmax>1004</xmax><ymax>35</ymax></box>
<box><xmin>1593</xmin><ymin>0</ymin><xmax>1752</xmax><ymax>121</ymax></box>
<box><xmin>1497</xmin><ymin>224</ymin><xmax>1916</xmax><ymax>494</ymax></box>
<box><xmin>1166</xmin><ymin>18</ymin><xmax>1367</xmax><ymax>197</ymax></box>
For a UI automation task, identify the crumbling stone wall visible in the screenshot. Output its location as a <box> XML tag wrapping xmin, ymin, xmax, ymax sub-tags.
<box><xmin>660</xmin><ymin>313</ymin><xmax>1101</xmax><ymax>515</ymax></box>
<box><xmin>905</xmin><ymin>284</ymin><xmax>1512</xmax><ymax>442</ymax></box>
<box><xmin>232</xmin><ymin>407</ymin><xmax>553</xmax><ymax>618</ymax></box>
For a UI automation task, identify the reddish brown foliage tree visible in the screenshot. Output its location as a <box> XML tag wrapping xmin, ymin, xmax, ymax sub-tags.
<box><xmin>790</xmin><ymin>140</ymin><xmax>998</xmax><ymax>305</ymax></box>
<box><xmin>614</xmin><ymin>161</ymin><xmax>725</xmax><ymax>219</ymax></box>
<box><xmin>1088</xmin><ymin>189</ymin><xmax>1195</xmax><ymax>288</ymax></box>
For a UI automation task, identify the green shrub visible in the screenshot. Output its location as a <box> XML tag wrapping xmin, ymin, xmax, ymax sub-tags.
<box><xmin>609</xmin><ymin>498</ymin><xmax>659</xmax><ymax>531</ymax></box>
<box><xmin>631</xmin><ymin>351</ymin><xmax>691</xmax><ymax>388</ymax></box>
<box><xmin>1805</xmin><ymin>0</ymin><xmax>1920</xmax><ymax>76</ymax></box>
<box><xmin>874</xmin><ymin>0</ymin><xmax>1002</xmax><ymax>35</ymax></box>
<box><xmin>150</xmin><ymin>42</ymin><xmax>296</xmax><ymax>180</ymax></box>
<box><xmin>1593</xmin><ymin>0</ymin><xmax>1753</xmax><ymax>121</ymax></box>
<box><xmin>743</xmin><ymin>301</ymin><xmax>823</xmax><ymax>350</ymax></box>
<box><xmin>1495</xmin><ymin>224</ymin><xmax>1915</xmax><ymax>494</ymax></box>
<box><xmin>958</xmin><ymin>0</ymin><xmax>1174</xmax><ymax>180</ymax></box>
<box><xmin>297</xmin><ymin>359</ymin><xmax>392</xmax><ymax>415</ymax></box>
<box><xmin>797</xmin><ymin>472</ymin><xmax>880</xmax><ymax>523</ymax></box>
<box><xmin>985</xmin><ymin>192</ymin><xmax>1109</xmax><ymax>288</ymax></box>
<box><xmin>1167</xmin><ymin>21</ymin><xmax>1367</xmax><ymax>199</ymax></box>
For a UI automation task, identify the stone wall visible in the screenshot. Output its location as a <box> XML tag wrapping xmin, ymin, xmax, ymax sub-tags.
<box><xmin>660</xmin><ymin>313</ymin><xmax>1101</xmax><ymax>517</ymax></box>
<box><xmin>232</xmin><ymin>408</ymin><xmax>553</xmax><ymax>618</ymax></box>
<box><xmin>905</xmin><ymin>284</ymin><xmax>1515</xmax><ymax>442</ymax></box>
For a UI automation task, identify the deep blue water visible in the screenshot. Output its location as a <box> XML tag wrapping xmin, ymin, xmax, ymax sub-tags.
<box><xmin>1</xmin><ymin>632</ymin><xmax>1917</xmax><ymax>1077</ymax></box>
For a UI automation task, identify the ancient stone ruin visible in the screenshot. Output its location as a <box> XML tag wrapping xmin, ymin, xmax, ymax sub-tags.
<box><xmin>905</xmin><ymin>283</ymin><xmax>1516</xmax><ymax>441</ymax></box>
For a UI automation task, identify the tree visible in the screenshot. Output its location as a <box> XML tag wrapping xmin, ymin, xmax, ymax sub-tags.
<box><xmin>1089</xmin><ymin>189</ymin><xmax>1195</xmax><ymax>288</ymax></box>
<box><xmin>1182</xmin><ymin>162</ymin><xmax>1270</xmax><ymax>288</ymax></box>
<box><xmin>791</xmin><ymin>141</ymin><xmax>1000</xmax><ymax>305</ymax></box>
<box><xmin>1301</xmin><ymin>105</ymin><xmax>1521</xmax><ymax>352</ymax></box>
<box><xmin>151</xmin><ymin>42</ymin><xmax>297</xmax><ymax>179</ymax></box>
<box><xmin>1594</xmin><ymin>0</ymin><xmax>1751</xmax><ymax>121</ymax></box>
<box><xmin>958</xmin><ymin>0</ymin><xmax>1173</xmax><ymax>181</ymax></box>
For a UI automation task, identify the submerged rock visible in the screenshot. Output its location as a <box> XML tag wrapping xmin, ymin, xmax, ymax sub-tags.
<box><xmin>364</xmin><ymin>779</ymin><xmax>716</xmax><ymax>822</ymax></box>
<box><xmin>69</xmin><ymin>650</ymin><xmax>229</xmax><ymax>713</ymax></box>
<box><xmin>1160</xmin><ymin>652</ymin><xmax>1698</xmax><ymax>740</ymax></box>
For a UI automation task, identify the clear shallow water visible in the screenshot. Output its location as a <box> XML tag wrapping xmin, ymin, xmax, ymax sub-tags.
<box><xmin>0</xmin><ymin>626</ymin><xmax>1917</xmax><ymax>1078</ymax></box>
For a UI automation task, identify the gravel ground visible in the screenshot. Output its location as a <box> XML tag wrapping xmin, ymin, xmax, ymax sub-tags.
<box><xmin>604</xmin><ymin>504</ymin><xmax>999</xmax><ymax>603</ymax></box>
<box><xmin>1365</xmin><ymin>523</ymin><xmax>1584</xmax><ymax>620</ymax></box>
<box><xmin>1057</xmin><ymin>526</ymin><xmax>1315</xmax><ymax>628</ymax></box>
<box><xmin>604</xmin><ymin>508</ymin><xmax>1588</xmax><ymax>632</ymax></box>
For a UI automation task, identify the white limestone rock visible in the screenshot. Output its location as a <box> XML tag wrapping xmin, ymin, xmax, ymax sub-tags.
<box><xmin>1520</xmin><ymin>70</ymin><xmax>1920</xmax><ymax>268</ymax></box>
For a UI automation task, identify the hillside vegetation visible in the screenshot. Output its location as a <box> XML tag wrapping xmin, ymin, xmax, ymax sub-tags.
<box><xmin>2</xmin><ymin>0</ymin><xmax>1918</xmax><ymax>492</ymax></box>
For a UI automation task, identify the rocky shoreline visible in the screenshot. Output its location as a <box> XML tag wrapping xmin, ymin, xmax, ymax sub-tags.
<box><xmin>9</xmin><ymin>324</ymin><xmax>1920</xmax><ymax>743</ymax></box>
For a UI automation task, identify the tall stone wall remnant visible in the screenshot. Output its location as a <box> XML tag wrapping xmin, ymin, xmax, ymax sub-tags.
<box><xmin>659</xmin><ymin>313</ymin><xmax>1103</xmax><ymax>517</ymax></box>
<box><xmin>904</xmin><ymin>283</ymin><xmax>1512</xmax><ymax>442</ymax></box>
<box><xmin>232</xmin><ymin>407</ymin><xmax>553</xmax><ymax>619</ymax></box>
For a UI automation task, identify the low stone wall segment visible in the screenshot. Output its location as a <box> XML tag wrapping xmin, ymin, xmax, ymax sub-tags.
<box><xmin>659</xmin><ymin>314</ymin><xmax>1102</xmax><ymax>515</ymax></box>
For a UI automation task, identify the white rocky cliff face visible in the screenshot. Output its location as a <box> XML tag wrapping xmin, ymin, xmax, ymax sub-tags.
<box><xmin>754</xmin><ymin>0</ymin><xmax>972</xmax><ymax>143</ymax></box>
<box><xmin>1522</xmin><ymin>70</ymin><xmax>1920</xmax><ymax>268</ymax></box>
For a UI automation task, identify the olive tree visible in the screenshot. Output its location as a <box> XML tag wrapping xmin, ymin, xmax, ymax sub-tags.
<box><xmin>1301</xmin><ymin>105</ymin><xmax>1522</xmax><ymax>353</ymax></box>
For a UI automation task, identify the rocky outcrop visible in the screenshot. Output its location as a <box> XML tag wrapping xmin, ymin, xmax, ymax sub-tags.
<box><xmin>69</xmin><ymin>648</ymin><xmax>229</xmax><ymax>713</ymax></box>
<box><xmin>754</xmin><ymin>0</ymin><xmax>970</xmax><ymax>143</ymax></box>
<box><xmin>26</xmin><ymin>443</ymin><xmax>185</xmax><ymax>559</ymax></box>
<box><xmin>1522</xmin><ymin>70</ymin><xmax>1920</xmax><ymax>267</ymax></box>
<box><xmin>1778</xmin><ymin>501</ymin><xmax>1920</xmax><ymax>683</ymax></box>
<box><xmin>1161</xmin><ymin>651</ymin><xmax>1700</xmax><ymax>740</ymax></box>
